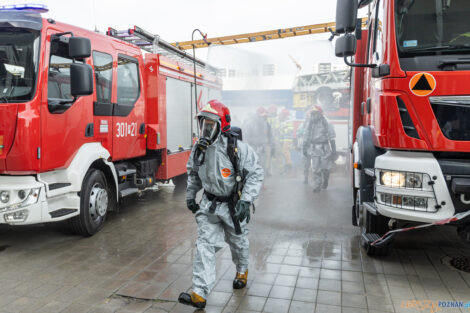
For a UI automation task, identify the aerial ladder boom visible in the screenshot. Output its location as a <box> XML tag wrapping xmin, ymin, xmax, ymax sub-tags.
<box><xmin>171</xmin><ymin>19</ymin><xmax>367</xmax><ymax>50</ymax></box>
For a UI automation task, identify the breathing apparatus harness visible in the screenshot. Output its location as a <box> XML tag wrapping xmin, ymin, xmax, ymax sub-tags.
<box><xmin>194</xmin><ymin>124</ymin><xmax>248</xmax><ymax>235</ymax></box>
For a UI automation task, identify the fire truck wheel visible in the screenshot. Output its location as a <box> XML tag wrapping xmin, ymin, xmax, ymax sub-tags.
<box><xmin>70</xmin><ymin>169</ymin><xmax>110</xmax><ymax>236</ymax></box>
<box><xmin>173</xmin><ymin>173</ymin><xmax>188</xmax><ymax>189</ymax></box>
<box><xmin>362</xmin><ymin>208</ymin><xmax>394</xmax><ymax>256</ymax></box>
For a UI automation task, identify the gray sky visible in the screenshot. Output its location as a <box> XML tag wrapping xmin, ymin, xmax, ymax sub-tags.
<box><xmin>2</xmin><ymin>0</ymin><xmax>350</xmax><ymax>82</ymax></box>
<box><xmin>2</xmin><ymin>0</ymin><xmax>340</xmax><ymax>63</ymax></box>
<box><xmin>4</xmin><ymin>0</ymin><xmax>338</xmax><ymax>42</ymax></box>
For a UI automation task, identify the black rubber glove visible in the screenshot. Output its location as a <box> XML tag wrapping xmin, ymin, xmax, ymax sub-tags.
<box><xmin>330</xmin><ymin>140</ymin><xmax>338</xmax><ymax>161</ymax></box>
<box><xmin>234</xmin><ymin>200</ymin><xmax>251</xmax><ymax>223</ymax></box>
<box><xmin>187</xmin><ymin>199</ymin><xmax>200</xmax><ymax>214</ymax></box>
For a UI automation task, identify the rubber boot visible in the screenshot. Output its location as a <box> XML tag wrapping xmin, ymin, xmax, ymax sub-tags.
<box><xmin>322</xmin><ymin>171</ymin><xmax>330</xmax><ymax>189</ymax></box>
<box><xmin>233</xmin><ymin>270</ymin><xmax>248</xmax><ymax>289</ymax></box>
<box><xmin>178</xmin><ymin>291</ymin><xmax>206</xmax><ymax>309</ymax></box>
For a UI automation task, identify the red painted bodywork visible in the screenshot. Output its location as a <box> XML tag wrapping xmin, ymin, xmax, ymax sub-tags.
<box><xmin>0</xmin><ymin>17</ymin><xmax>221</xmax><ymax>180</ymax></box>
<box><xmin>352</xmin><ymin>0</ymin><xmax>470</xmax><ymax>153</ymax></box>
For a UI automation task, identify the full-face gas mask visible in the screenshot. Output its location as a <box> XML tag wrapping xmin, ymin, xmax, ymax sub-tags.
<box><xmin>310</xmin><ymin>106</ymin><xmax>323</xmax><ymax>122</ymax></box>
<box><xmin>194</xmin><ymin>116</ymin><xmax>221</xmax><ymax>166</ymax></box>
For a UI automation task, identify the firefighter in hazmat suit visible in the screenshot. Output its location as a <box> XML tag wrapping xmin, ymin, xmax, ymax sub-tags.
<box><xmin>178</xmin><ymin>100</ymin><xmax>264</xmax><ymax>309</ymax></box>
<box><xmin>279</xmin><ymin>108</ymin><xmax>294</xmax><ymax>173</ymax></box>
<box><xmin>303</xmin><ymin>106</ymin><xmax>336</xmax><ymax>192</ymax></box>
<box><xmin>243</xmin><ymin>106</ymin><xmax>274</xmax><ymax>175</ymax></box>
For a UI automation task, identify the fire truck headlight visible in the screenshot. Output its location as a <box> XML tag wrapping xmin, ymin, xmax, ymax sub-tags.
<box><xmin>405</xmin><ymin>173</ymin><xmax>423</xmax><ymax>189</ymax></box>
<box><xmin>0</xmin><ymin>191</ymin><xmax>10</xmax><ymax>203</ymax></box>
<box><xmin>380</xmin><ymin>171</ymin><xmax>405</xmax><ymax>188</ymax></box>
<box><xmin>0</xmin><ymin>188</ymin><xmax>40</xmax><ymax>212</ymax></box>
<box><xmin>18</xmin><ymin>190</ymin><xmax>26</xmax><ymax>200</ymax></box>
<box><xmin>21</xmin><ymin>188</ymin><xmax>40</xmax><ymax>207</ymax></box>
<box><xmin>4</xmin><ymin>209</ymin><xmax>29</xmax><ymax>223</ymax></box>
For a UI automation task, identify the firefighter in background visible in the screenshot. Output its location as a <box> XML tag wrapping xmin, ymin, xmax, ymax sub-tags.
<box><xmin>179</xmin><ymin>100</ymin><xmax>264</xmax><ymax>309</ymax></box>
<box><xmin>266</xmin><ymin>105</ymin><xmax>280</xmax><ymax>174</ymax></box>
<box><xmin>279</xmin><ymin>108</ymin><xmax>294</xmax><ymax>173</ymax></box>
<box><xmin>302</xmin><ymin>106</ymin><xmax>337</xmax><ymax>192</ymax></box>
<box><xmin>267</xmin><ymin>105</ymin><xmax>279</xmax><ymax>129</ymax></box>
<box><xmin>243</xmin><ymin>107</ymin><xmax>274</xmax><ymax>176</ymax></box>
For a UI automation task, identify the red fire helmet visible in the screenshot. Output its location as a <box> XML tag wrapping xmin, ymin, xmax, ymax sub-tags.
<box><xmin>280</xmin><ymin>108</ymin><xmax>290</xmax><ymax>118</ymax></box>
<box><xmin>268</xmin><ymin>105</ymin><xmax>278</xmax><ymax>115</ymax></box>
<box><xmin>197</xmin><ymin>100</ymin><xmax>231</xmax><ymax>132</ymax></box>
<box><xmin>311</xmin><ymin>105</ymin><xmax>323</xmax><ymax>114</ymax></box>
<box><xmin>257</xmin><ymin>106</ymin><xmax>268</xmax><ymax>116</ymax></box>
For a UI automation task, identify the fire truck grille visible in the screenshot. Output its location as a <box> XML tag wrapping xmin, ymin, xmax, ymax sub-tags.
<box><xmin>397</xmin><ymin>97</ymin><xmax>420</xmax><ymax>139</ymax></box>
<box><xmin>430</xmin><ymin>96</ymin><xmax>470</xmax><ymax>141</ymax></box>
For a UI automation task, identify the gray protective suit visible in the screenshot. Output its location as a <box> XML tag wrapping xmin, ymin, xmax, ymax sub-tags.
<box><xmin>243</xmin><ymin>115</ymin><xmax>273</xmax><ymax>170</ymax></box>
<box><xmin>303</xmin><ymin>114</ymin><xmax>336</xmax><ymax>189</ymax></box>
<box><xmin>187</xmin><ymin>135</ymin><xmax>264</xmax><ymax>299</ymax></box>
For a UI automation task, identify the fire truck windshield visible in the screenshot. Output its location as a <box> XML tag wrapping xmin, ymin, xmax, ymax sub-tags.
<box><xmin>0</xmin><ymin>28</ymin><xmax>40</xmax><ymax>103</ymax></box>
<box><xmin>395</xmin><ymin>0</ymin><xmax>470</xmax><ymax>56</ymax></box>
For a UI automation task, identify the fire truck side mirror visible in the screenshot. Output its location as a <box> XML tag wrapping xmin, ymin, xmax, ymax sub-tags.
<box><xmin>69</xmin><ymin>37</ymin><xmax>91</xmax><ymax>59</ymax></box>
<box><xmin>70</xmin><ymin>63</ymin><xmax>93</xmax><ymax>96</ymax></box>
<box><xmin>335</xmin><ymin>34</ymin><xmax>357</xmax><ymax>58</ymax></box>
<box><xmin>335</xmin><ymin>0</ymin><xmax>358</xmax><ymax>34</ymax></box>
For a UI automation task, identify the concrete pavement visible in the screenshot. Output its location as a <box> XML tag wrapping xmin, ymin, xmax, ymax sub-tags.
<box><xmin>0</xmin><ymin>171</ymin><xmax>469</xmax><ymax>313</ymax></box>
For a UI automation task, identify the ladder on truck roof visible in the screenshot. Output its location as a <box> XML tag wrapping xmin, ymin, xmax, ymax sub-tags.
<box><xmin>106</xmin><ymin>25</ymin><xmax>217</xmax><ymax>73</ymax></box>
<box><xmin>293</xmin><ymin>70</ymin><xmax>350</xmax><ymax>92</ymax></box>
<box><xmin>171</xmin><ymin>18</ymin><xmax>367</xmax><ymax>50</ymax></box>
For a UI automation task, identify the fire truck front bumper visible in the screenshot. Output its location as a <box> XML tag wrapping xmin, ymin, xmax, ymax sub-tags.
<box><xmin>0</xmin><ymin>175</ymin><xmax>48</xmax><ymax>225</ymax></box>
<box><xmin>373</xmin><ymin>151</ymin><xmax>462</xmax><ymax>224</ymax></box>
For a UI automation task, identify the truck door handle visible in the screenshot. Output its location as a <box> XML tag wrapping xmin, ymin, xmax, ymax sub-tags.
<box><xmin>139</xmin><ymin>123</ymin><xmax>146</xmax><ymax>135</ymax></box>
<box><xmin>85</xmin><ymin>123</ymin><xmax>94</xmax><ymax>137</ymax></box>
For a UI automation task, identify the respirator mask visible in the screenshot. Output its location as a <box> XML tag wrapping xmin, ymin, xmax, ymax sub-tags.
<box><xmin>194</xmin><ymin>117</ymin><xmax>220</xmax><ymax>166</ymax></box>
<box><xmin>311</xmin><ymin>110</ymin><xmax>322</xmax><ymax>122</ymax></box>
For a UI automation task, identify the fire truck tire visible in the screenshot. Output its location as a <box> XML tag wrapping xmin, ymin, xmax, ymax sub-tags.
<box><xmin>362</xmin><ymin>208</ymin><xmax>394</xmax><ymax>256</ymax></box>
<box><xmin>69</xmin><ymin>169</ymin><xmax>110</xmax><ymax>236</ymax></box>
<box><xmin>173</xmin><ymin>173</ymin><xmax>188</xmax><ymax>189</ymax></box>
<box><xmin>356</xmin><ymin>127</ymin><xmax>383</xmax><ymax>203</ymax></box>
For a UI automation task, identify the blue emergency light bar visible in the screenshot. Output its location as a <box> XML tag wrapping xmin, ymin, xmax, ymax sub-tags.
<box><xmin>0</xmin><ymin>3</ymin><xmax>49</xmax><ymax>13</ymax></box>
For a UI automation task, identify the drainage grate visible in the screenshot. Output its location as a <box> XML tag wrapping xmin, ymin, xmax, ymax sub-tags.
<box><xmin>447</xmin><ymin>255</ymin><xmax>470</xmax><ymax>273</ymax></box>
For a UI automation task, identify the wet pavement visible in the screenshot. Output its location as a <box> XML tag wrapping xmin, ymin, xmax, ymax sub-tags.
<box><xmin>0</xmin><ymin>171</ymin><xmax>470</xmax><ymax>313</ymax></box>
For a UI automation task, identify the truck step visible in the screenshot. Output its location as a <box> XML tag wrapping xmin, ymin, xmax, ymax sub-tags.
<box><xmin>118</xmin><ymin>168</ymin><xmax>136</xmax><ymax>177</ymax></box>
<box><xmin>362</xmin><ymin>232</ymin><xmax>381</xmax><ymax>244</ymax></box>
<box><xmin>362</xmin><ymin>232</ymin><xmax>396</xmax><ymax>248</ymax></box>
<box><xmin>119</xmin><ymin>188</ymin><xmax>139</xmax><ymax>198</ymax></box>
<box><xmin>48</xmin><ymin>183</ymin><xmax>71</xmax><ymax>191</ymax></box>
<box><xmin>50</xmin><ymin>208</ymin><xmax>78</xmax><ymax>218</ymax></box>
<box><xmin>364</xmin><ymin>168</ymin><xmax>375</xmax><ymax>177</ymax></box>
<box><xmin>363</xmin><ymin>202</ymin><xmax>378</xmax><ymax>215</ymax></box>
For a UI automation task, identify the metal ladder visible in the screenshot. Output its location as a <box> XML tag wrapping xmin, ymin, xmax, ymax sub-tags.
<box><xmin>106</xmin><ymin>25</ymin><xmax>217</xmax><ymax>73</ymax></box>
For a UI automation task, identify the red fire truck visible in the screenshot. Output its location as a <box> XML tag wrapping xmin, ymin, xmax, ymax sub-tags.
<box><xmin>335</xmin><ymin>0</ymin><xmax>470</xmax><ymax>255</ymax></box>
<box><xmin>0</xmin><ymin>7</ymin><xmax>221</xmax><ymax>235</ymax></box>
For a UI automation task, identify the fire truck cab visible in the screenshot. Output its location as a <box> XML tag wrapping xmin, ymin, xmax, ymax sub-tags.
<box><xmin>0</xmin><ymin>8</ymin><xmax>220</xmax><ymax>235</ymax></box>
<box><xmin>335</xmin><ymin>0</ymin><xmax>470</xmax><ymax>255</ymax></box>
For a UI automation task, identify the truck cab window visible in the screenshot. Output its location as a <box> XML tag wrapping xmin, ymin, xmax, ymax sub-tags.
<box><xmin>47</xmin><ymin>37</ymin><xmax>82</xmax><ymax>113</ymax></box>
<box><xmin>0</xmin><ymin>28</ymin><xmax>40</xmax><ymax>103</ymax></box>
<box><xmin>396</xmin><ymin>0</ymin><xmax>470</xmax><ymax>57</ymax></box>
<box><xmin>367</xmin><ymin>0</ymin><xmax>381</xmax><ymax>63</ymax></box>
<box><xmin>93</xmin><ymin>51</ymin><xmax>113</xmax><ymax>104</ymax></box>
<box><xmin>114</xmin><ymin>54</ymin><xmax>140</xmax><ymax>116</ymax></box>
